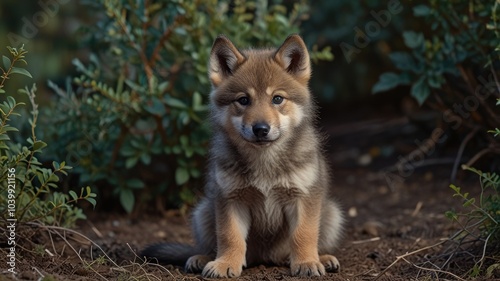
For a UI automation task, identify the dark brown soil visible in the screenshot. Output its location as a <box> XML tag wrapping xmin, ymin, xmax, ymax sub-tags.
<box><xmin>1</xmin><ymin>102</ymin><xmax>496</xmax><ymax>280</ymax></box>
<box><xmin>1</xmin><ymin>168</ymin><xmax>469</xmax><ymax>281</ymax></box>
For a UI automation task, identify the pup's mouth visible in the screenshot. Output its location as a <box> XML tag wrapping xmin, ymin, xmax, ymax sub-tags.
<box><xmin>248</xmin><ymin>137</ymin><xmax>280</xmax><ymax>147</ymax></box>
<box><xmin>253</xmin><ymin>139</ymin><xmax>273</xmax><ymax>146</ymax></box>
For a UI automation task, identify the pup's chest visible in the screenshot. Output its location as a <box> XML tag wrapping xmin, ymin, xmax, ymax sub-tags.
<box><xmin>231</xmin><ymin>185</ymin><xmax>301</xmax><ymax>232</ymax></box>
<box><xmin>246</xmin><ymin>163</ymin><xmax>318</xmax><ymax>195</ymax></box>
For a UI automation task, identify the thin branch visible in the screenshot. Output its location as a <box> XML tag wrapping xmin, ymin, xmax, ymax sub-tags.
<box><xmin>489</xmin><ymin>62</ymin><xmax>500</xmax><ymax>99</ymax></box>
<box><xmin>384</xmin><ymin>157</ymin><xmax>456</xmax><ymax>173</ymax></box>
<box><xmin>451</xmin><ymin>127</ymin><xmax>479</xmax><ymax>181</ymax></box>
<box><xmin>374</xmin><ymin>240</ymin><xmax>447</xmax><ymax>281</ymax></box>
<box><xmin>465</xmin><ymin>147</ymin><xmax>500</xmax><ymax>167</ymax></box>
<box><xmin>401</xmin><ymin>257</ymin><xmax>467</xmax><ymax>281</ymax></box>
<box><xmin>149</xmin><ymin>15</ymin><xmax>185</xmax><ymax>68</ymax></box>
<box><xmin>111</xmin><ymin>7</ymin><xmax>154</xmax><ymax>82</ymax></box>
<box><xmin>109</xmin><ymin>124</ymin><xmax>129</xmax><ymax>171</ymax></box>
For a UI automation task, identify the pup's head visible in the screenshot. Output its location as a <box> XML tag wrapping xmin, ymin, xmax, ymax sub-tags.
<box><xmin>209</xmin><ymin>34</ymin><xmax>313</xmax><ymax>147</ymax></box>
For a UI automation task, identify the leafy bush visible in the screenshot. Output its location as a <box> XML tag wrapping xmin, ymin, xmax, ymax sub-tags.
<box><xmin>0</xmin><ymin>45</ymin><xmax>96</xmax><ymax>228</ymax></box>
<box><xmin>372</xmin><ymin>1</ymin><xmax>500</xmax><ymax>176</ymax></box>
<box><xmin>42</xmin><ymin>0</ymin><xmax>333</xmax><ymax>213</ymax></box>
<box><xmin>371</xmin><ymin>1</ymin><xmax>500</xmax><ymax>151</ymax></box>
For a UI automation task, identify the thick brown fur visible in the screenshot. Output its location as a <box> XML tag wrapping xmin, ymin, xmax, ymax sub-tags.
<box><xmin>141</xmin><ymin>35</ymin><xmax>344</xmax><ymax>278</ymax></box>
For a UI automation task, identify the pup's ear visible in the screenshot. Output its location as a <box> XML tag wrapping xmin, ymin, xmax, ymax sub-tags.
<box><xmin>209</xmin><ymin>35</ymin><xmax>246</xmax><ymax>87</ymax></box>
<box><xmin>274</xmin><ymin>34</ymin><xmax>311</xmax><ymax>83</ymax></box>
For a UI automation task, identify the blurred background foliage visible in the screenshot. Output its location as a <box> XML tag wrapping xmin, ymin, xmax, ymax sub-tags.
<box><xmin>0</xmin><ymin>0</ymin><xmax>498</xmax><ymax>214</ymax></box>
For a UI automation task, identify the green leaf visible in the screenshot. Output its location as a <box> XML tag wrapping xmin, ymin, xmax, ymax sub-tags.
<box><xmin>86</xmin><ymin>197</ymin><xmax>97</xmax><ymax>207</ymax></box>
<box><xmin>140</xmin><ymin>153</ymin><xmax>151</xmax><ymax>165</ymax></box>
<box><xmin>48</xmin><ymin>173</ymin><xmax>59</xmax><ymax>183</ymax></box>
<box><xmin>445</xmin><ymin>210</ymin><xmax>457</xmax><ymax>220</ymax></box>
<box><xmin>33</xmin><ymin>140</ymin><xmax>47</xmax><ymax>152</ymax></box>
<box><xmin>403</xmin><ymin>31</ymin><xmax>424</xmax><ymax>49</ymax></box>
<box><xmin>127</xmin><ymin>178</ymin><xmax>145</xmax><ymax>189</ymax></box>
<box><xmin>461</xmin><ymin>165</ymin><xmax>482</xmax><ymax>176</ymax></box>
<box><xmin>193</xmin><ymin>91</ymin><xmax>208</xmax><ymax>112</ymax></box>
<box><xmin>165</xmin><ymin>96</ymin><xmax>187</xmax><ymax>109</ymax></box>
<box><xmin>3</xmin><ymin>55</ymin><xmax>11</xmax><ymax>70</ymax></box>
<box><xmin>449</xmin><ymin>184</ymin><xmax>460</xmax><ymax>193</ymax></box>
<box><xmin>372</xmin><ymin>72</ymin><xmax>407</xmax><ymax>94</ymax></box>
<box><xmin>413</xmin><ymin>5</ymin><xmax>431</xmax><ymax>17</ymax></box>
<box><xmin>69</xmin><ymin>190</ymin><xmax>78</xmax><ymax>200</ymax></box>
<box><xmin>486</xmin><ymin>263</ymin><xmax>500</xmax><ymax>278</ymax></box>
<box><xmin>158</xmin><ymin>81</ymin><xmax>169</xmax><ymax>93</ymax></box>
<box><xmin>388</xmin><ymin>52</ymin><xmax>416</xmax><ymax>72</ymax></box>
<box><xmin>411</xmin><ymin>76</ymin><xmax>430</xmax><ymax>105</ymax></box>
<box><xmin>470</xmin><ymin>264</ymin><xmax>480</xmax><ymax>277</ymax></box>
<box><xmin>462</xmin><ymin>198</ymin><xmax>475</xmax><ymax>207</ymax></box>
<box><xmin>1</xmin><ymin>126</ymin><xmax>18</xmax><ymax>133</ymax></box>
<box><xmin>10</xmin><ymin>67</ymin><xmax>32</xmax><ymax>78</ymax></box>
<box><xmin>119</xmin><ymin>189</ymin><xmax>135</xmax><ymax>214</ymax></box>
<box><xmin>175</xmin><ymin>167</ymin><xmax>190</xmax><ymax>185</ymax></box>
<box><xmin>488</xmin><ymin>128</ymin><xmax>500</xmax><ymax>137</ymax></box>
<box><xmin>86</xmin><ymin>186</ymin><xmax>93</xmax><ymax>197</ymax></box>
<box><xmin>125</xmin><ymin>157</ymin><xmax>138</xmax><ymax>169</ymax></box>
<box><xmin>190</xmin><ymin>168</ymin><xmax>201</xmax><ymax>178</ymax></box>
<box><xmin>144</xmin><ymin>98</ymin><xmax>166</xmax><ymax>115</ymax></box>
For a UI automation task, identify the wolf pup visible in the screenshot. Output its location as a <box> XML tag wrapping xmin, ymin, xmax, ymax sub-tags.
<box><xmin>141</xmin><ymin>34</ymin><xmax>344</xmax><ymax>278</ymax></box>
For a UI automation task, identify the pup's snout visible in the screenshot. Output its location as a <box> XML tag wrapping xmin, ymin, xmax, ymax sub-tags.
<box><xmin>252</xmin><ymin>122</ymin><xmax>270</xmax><ymax>138</ymax></box>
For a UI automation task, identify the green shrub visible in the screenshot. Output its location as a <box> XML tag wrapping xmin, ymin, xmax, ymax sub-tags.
<box><xmin>446</xmin><ymin>165</ymin><xmax>500</xmax><ymax>277</ymax></box>
<box><xmin>371</xmin><ymin>1</ymin><xmax>499</xmax><ymax>140</ymax></box>
<box><xmin>42</xmin><ymin>0</ymin><xmax>333</xmax><ymax>213</ymax></box>
<box><xmin>0</xmin><ymin>45</ymin><xmax>96</xmax><ymax>228</ymax></box>
<box><xmin>373</xmin><ymin>1</ymin><xmax>499</xmax><ymax>107</ymax></box>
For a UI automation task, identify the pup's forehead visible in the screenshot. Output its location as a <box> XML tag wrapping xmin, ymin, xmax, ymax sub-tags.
<box><xmin>230</xmin><ymin>51</ymin><xmax>288</xmax><ymax>92</ymax></box>
<box><xmin>243</xmin><ymin>87</ymin><xmax>278</xmax><ymax>96</ymax></box>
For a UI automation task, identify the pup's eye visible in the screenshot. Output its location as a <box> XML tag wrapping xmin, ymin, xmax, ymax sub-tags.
<box><xmin>272</xmin><ymin>96</ymin><xmax>284</xmax><ymax>105</ymax></box>
<box><xmin>237</xmin><ymin>97</ymin><xmax>250</xmax><ymax>105</ymax></box>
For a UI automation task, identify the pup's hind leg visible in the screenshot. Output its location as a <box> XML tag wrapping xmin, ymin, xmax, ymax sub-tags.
<box><xmin>319</xmin><ymin>255</ymin><xmax>340</xmax><ymax>272</ymax></box>
<box><xmin>319</xmin><ymin>199</ymin><xmax>344</xmax><ymax>272</ymax></box>
<box><xmin>186</xmin><ymin>255</ymin><xmax>212</xmax><ymax>272</ymax></box>
<box><xmin>185</xmin><ymin>198</ymin><xmax>217</xmax><ymax>272</ymax></box>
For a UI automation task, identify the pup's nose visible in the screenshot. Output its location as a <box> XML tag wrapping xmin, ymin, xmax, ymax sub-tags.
<box><xmin>252</xmin><ymin>122</ymin><xmax>270</xmax><ymax>138</ymax></box>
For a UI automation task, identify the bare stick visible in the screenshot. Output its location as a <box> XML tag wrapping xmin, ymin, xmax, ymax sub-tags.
<box><xmin>451</xmin><ymin>127</ymin><xmax>479</xmax><ymax>181</ymax></box>
<box><xmin>401</xmin><ymin>257</ymin><xmax>466</xmax><ymax>281</ymax></box>
<box><xmin>489</xmin><ymin>63</ymin><xmax>500</xmax><ymax>99</ymax></box>
<box><xmin>465</xmin><ymin>147</ymin><xmax>500</xmax><ymax>167</ymax></box>
<box><xmin>49</xmin><ymin>228</ymin><xmax>109</xmax><ymax>281</ymax></box>
<box><xmin>383</xmin><ymin>158</ymin><xmax>456</xmax><ymax>173</ymax></box>
<box><xmin>374</xmin><ymin>240</ymin><xmax>447</xmax><ymax>281</ymax></box>
<box><xmin>411</xmin><ymin>201</ymin><xmax>423</xmax><ymax>217</ymax></box>
<box><xmin>27</xmin><ymin>222</ymin><xmax>121</xmax><ymax>280</ymax></box>
<box><xmin>125</xmin><ymin>242</ymin><xmax>175</xmax><ymax>278</ymax></box>
<box><xmin>351</xmin><ymin>237</ymin><xmax>381</xmax><ymax>245</ymax></box>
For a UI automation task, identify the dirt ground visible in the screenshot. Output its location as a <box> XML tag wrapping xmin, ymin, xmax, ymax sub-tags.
<box><xmin>1</xmin><ymin>100</ymin><xmax>497</xmax><ymax>280</ymax></box>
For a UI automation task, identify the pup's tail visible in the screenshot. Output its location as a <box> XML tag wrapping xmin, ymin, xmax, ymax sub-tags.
<box><xmin>140</xmin><ymin>243</ymin><xmax>197</xmax><ymax>265</ymax></box>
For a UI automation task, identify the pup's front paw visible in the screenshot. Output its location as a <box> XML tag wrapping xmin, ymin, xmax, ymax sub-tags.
<box><xmin>185</xmin><ymin>255</ymin><xmax>212</xmax><ymax>273</ymax></box>
<box><xmin>290</xmin><ymin>260</ymin><xmax>326</xmax><ymax>277</ymax></box>
<box><xmin>202</xmin><ymin>259</ymin><xmax>243</xmax><ymax>278</ymax></box>
<box><xmin>320</xmin><ymin>254</ymin><xmax>340</xmax><ymax>272</ymax></box>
